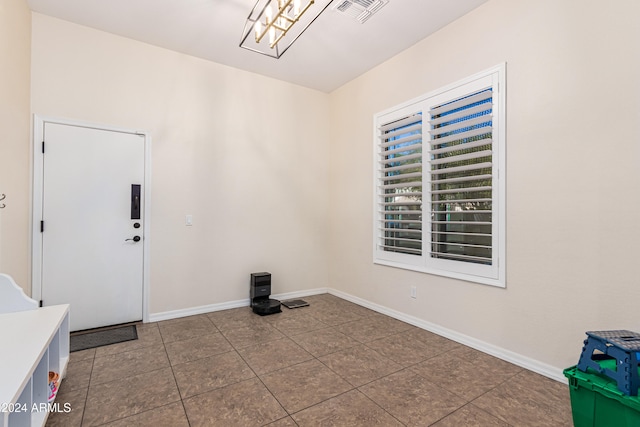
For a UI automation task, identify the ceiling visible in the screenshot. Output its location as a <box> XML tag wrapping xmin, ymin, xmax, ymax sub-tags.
<box><xmin>27</xmin><ymin>0</ymin><xmax>488</xmax><ymax>93</ymax></box>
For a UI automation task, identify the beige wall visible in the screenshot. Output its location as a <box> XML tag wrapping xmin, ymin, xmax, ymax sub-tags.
<box><xmin>328</xmin><ymin>0</ymin><xmax>640</xmax><ymax>373</ymax></box>
<box><xmin>0</xmin><ymin>0</ymin><xmax>31</xmax><ymax>291</ymax></box>
<box><xmin>30</xmin><ymin>14</ymin><xmax>331</xmax><ymax>315</ymax></box>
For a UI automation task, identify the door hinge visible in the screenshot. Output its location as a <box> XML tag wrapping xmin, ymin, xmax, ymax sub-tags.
<box><xmin>40</xmin><ymin>221</ymin><xmax>44</xmax><ymax>232</ymax></box>
<box><xmin>39</xmin><ymin>300</ymin><xmax>43</xmax><ymax>307</ymax></box>
<box><xmin>42</xmin><ymin>141</ymin><xmax>45</xmax><ymax>153</ymax></box>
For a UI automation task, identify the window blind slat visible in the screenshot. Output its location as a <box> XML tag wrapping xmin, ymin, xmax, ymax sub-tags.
<box><xmin>430</xmin><ymin>116</ymin><xmax>492</xmax><ymax>139</ymax></box>
<box><xmin>430</xmin><ymin>251</ymin><xmax>491</xmax><ymax>263</ymax></box>
<box><xmin>382</xmin><ymin>171</ymin><xmax>422</xmax><ymax>182</ymax></box>
<box><xmin>429</xmin><ymin>138</ymin><xmax>492</xmax><ymax>156</ymax></box>
<box><xmin>379</xmin><ymin>115</ymin><xmax>422</xmax><ymax>132</ymax></box>
<box><xmin>380</xmin><ymin>219</ymin><xmax>422</xmax><ymax>224</ymax></box>
<box><xmin>432</xmin><ymin>241</ymin><xmax>492</xmax><ymax>250</ymax></box>
<box><xmin>382</xmin><ymin>164</ymin><xmax>421</xmax><ymax>175</ymax></box>
<box><xmin>383</xmin><ymin>210</ymin><xmax>422</xmax><ymax>216</ymax></box>
<box><xmin>431</xmin><ymin>230</ymin><xmax>492</xmax><ymax>238</ymax></box>
<box><xmin>431</xmin><ymin>174</ymin><xmax>492</xmax><ymax>185</ymax></box>
<box><xmin>381</xmin><ymin>132</ymin><xmax>421</xmax><ymax>149</ymax></box>
<box><xmin>431</xmin><ymin>221</ymin><xmax>491</xmax><ymax>229</ymax></box>
<box><xmin>382</xmin><ymin>143</ymin><xmax>422</xmax><ymax>157</ymax></box>
<box><xmin>430</xmin><ymin>103</ymin><xmax>493</xmax><ymax>126</ymax></box>
<box><xmin>381</xmin><ymin>228</ymin><xmax>422</xmax><ymax>234</ymax></box>
<box><xmin>381</xmin><ymin>152</ymin><xmax>422</xmax><ymax>166</ymax></box>
<box><xmin>380</xmin><ymin>191</ymin><xmax>422</xmax><ymax>200</ymax></box>
<box><xmin>429</xmin><ymin>210</ymin><xmax>492</xmax><ymax>215</ymax></box>
<box><xmin>380</xmin><ymin>181</ymin><xmax>422</xmax><ymax>190</ymax></box>
<box><xmin>381</xmin><ymin>201</ymin><xmax>422</xmax><ymax>207</ymax></box>
<box><xmin>430</xmin><ymin>162</ymin><xmax>492</xmax><ymax>176</ymax></box>
<box><xmin>378</xmin><ymin>244</ymin><xmax>422</xmax><ymax>255</ymax></box>
<box><xmin>431</xmin><ymin>197</ymin><xmax>491</xmax><ymax>204</ymax></box>
<box><xmin>381</xmin><ymin>123</ymin><xmax>421</xmax><ymax>140</ymax></box>
<box><xmin>429</xmin><ymin>127</ymin><xmax>492</xmax><ymax>147</ymax></box>
<box><xmin>429</xmin><ymin>89</ymin><xmax>492</xmax><ymax>116</ymax></box>
<box><xmin>431</xmin><ymin>185</ymin><xmax>492</xmax><ymax>195</ymax></box>
<box><xmin>380</xmin><ymin>236</ymin><xmax>422</xmax><ymax>244</ymax></box>
<box><xmin>430</xmin><ymin>149</ymin><xmax>492</xmax><ymax>166</ymax></box>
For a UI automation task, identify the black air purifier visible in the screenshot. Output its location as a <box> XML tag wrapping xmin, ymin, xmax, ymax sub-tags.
<box><xmin>250</xmin><ymin>272</ymin><xmax>281</xmax><ymax>315</ymax></box>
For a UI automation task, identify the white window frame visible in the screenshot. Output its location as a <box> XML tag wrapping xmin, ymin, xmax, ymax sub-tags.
<box><xmin>373</xmin><ymin>63</ymin><xmax>506</xmax><ymax>287</ymax></box>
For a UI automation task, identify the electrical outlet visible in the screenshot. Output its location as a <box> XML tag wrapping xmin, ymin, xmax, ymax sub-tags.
<box><xmin>410</xmin><ymin>286</ymin><xmax>417</xmax><ymax>299</ymax></box>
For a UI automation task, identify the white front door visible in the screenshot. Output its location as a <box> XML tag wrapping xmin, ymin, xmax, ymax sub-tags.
<box><xmin>39</xmin><ymin>122</ymin><xmax>146</xmax><ymax>331</ymax></box>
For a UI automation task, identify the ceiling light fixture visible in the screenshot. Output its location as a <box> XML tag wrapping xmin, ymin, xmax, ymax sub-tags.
<box><xmin>240</xmin><ymin>0</ymin><xmax>334</xmax><ymax>58</ymax></box>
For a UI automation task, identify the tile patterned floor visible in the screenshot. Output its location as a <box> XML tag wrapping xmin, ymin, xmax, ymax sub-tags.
<box><xmin>46</xmin><ymin>294</ymin><xmax>573</xmax><ymax>426</ymax></box>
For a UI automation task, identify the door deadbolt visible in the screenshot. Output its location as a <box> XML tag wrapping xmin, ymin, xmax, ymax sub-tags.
<box><xmin>133</xmin><ymin>222</ymin><xmax>141</xmax><ymax>229</ymax></box>
<box><xmin>125</xmin><ymin>236</ymin><xmax>141</xmax><ymax>242</ymax></box>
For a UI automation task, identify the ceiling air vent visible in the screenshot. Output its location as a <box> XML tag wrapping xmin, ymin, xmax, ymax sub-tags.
<box><xmin>333</xmin><ymin>0</ymin><xmax>389</xmax><ymax>24</ymax></box>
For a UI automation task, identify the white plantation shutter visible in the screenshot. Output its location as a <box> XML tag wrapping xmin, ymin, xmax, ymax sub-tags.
<box><xmin>428</xmin><ymin>88</ymin><xmax>494</xmax><ymax>265</ymax></box>
<box><xmin>376</xmin><ymin>113</ymin><xmax>423</xmax><ymax>256</ymax></box>
<box><xmin>373</xmin><ymin>64</ymin><xmax>505</xmax><ymax>287</ymax></box>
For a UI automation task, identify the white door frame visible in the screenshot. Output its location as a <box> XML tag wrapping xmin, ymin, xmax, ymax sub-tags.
<box><xmin>31</xmin><ymin>115</ymin><xmax>151</xmax><ymax>324</ymax></box>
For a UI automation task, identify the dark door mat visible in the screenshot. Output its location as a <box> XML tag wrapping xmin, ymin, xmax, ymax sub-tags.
<box><xmin>70</xmin><ymin>325</ymin><xmax>138</xmax><ymax>352</ymax></box>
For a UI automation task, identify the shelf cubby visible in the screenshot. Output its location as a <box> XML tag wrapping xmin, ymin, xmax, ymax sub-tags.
<box><xmin>0</xmin><ymin>274</ymin><xmax>70</xmax><ymax>427</ymax></box>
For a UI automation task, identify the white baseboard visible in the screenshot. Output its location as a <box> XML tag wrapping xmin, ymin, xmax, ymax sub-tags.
<box><xmin>327</xmin><ymin>288</ymin><xmax>567</xmax><ymax>384</ymax></box>
<box><xmin>148</xmin><ymin>299</ymin><xmax>249</xmax><ymax>322</ymax></box>
<box><xmin>147</xmin><ymin>287</ymin><xmax>329</xmax><ymax>323</ymax></box>
<box><xmin>147</xmin><ymin>287</ymin><xmax>565</xmax><ymax>383</ymax></box>
<box><xmin>272</xmin><ymin>287</ymin><xmax>328</xmax><ymax>301</ymax></box>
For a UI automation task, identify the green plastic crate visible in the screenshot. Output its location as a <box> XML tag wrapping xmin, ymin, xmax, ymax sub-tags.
<box><xmin>564</xmin><ymin>362</ymin><xmax>640</xmax><ymax>427</ymax></box>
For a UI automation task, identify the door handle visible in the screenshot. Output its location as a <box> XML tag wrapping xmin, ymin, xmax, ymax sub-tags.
<box><xmin>125</xmin><ymin>236</ymin><xmax>141</xmax><ymax>242</ymax></box>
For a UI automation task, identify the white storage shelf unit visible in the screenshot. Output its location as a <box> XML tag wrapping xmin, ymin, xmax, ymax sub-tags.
<box><xmin>0</xmin><ymin>274</ymin><xmax>70</xmax><ymax>427</ymax></box>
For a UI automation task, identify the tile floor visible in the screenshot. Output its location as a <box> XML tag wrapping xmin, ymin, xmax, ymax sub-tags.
<box><xmin>46</xmin><ymin>294</ymin><xmax>573</xmax><ymax>426</ymax></box>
